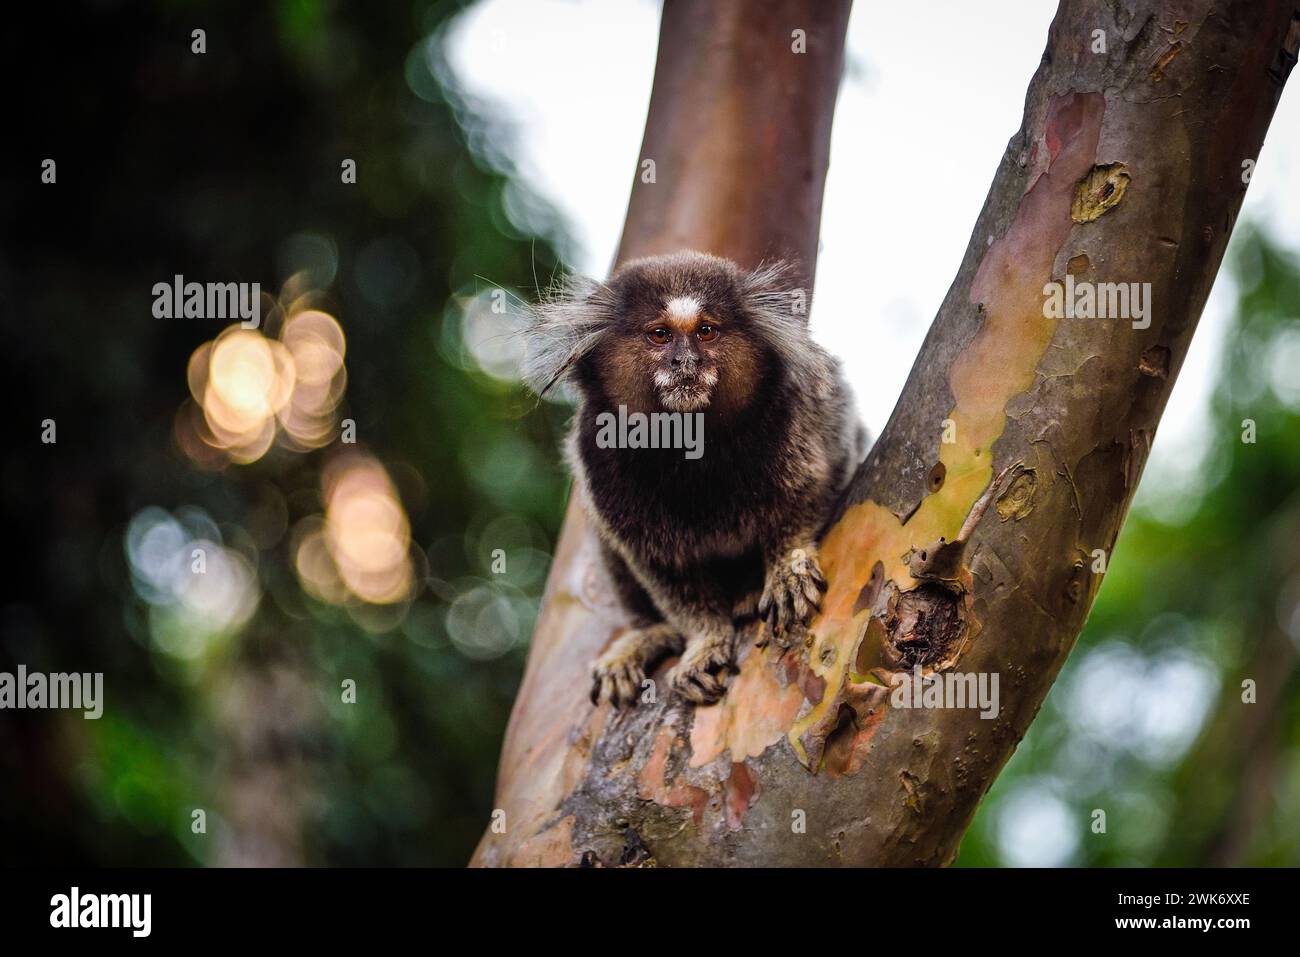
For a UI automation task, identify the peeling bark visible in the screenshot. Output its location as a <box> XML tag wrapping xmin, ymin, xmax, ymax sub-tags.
<box><xmin>473</xmin><ymin>0</ymin><xmax>1300</xmax><ymax>867</ymax></box>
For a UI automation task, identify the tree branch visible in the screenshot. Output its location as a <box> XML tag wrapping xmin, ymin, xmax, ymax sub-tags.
<box><xmin>474</xmin><ymin>0</ymin><xmax>1300</xmax><ymax>867</ymax></box>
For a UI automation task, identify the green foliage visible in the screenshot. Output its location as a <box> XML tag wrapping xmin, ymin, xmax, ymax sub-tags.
<box><xmin>2</xmin><ymin>0</ymin><xmax>567</xmax><ymax>866</ymax></box>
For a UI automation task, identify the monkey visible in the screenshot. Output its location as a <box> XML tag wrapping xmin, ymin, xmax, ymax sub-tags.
<box><xmin>524</xmin><ymin>250</ymin><xmax>865</xmax><ymax>708</ymax></box>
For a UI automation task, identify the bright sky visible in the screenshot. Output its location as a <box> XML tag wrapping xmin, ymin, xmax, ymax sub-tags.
<box><xmin>445</xmin><ymin>0</ymin><xmax>1300</xmax><ymax>499</ymax></box>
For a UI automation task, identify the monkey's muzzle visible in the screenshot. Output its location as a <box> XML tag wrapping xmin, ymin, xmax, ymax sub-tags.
<box><xmin>655</xmin><ymin>367</ymin><xmax>717</xmax><ymax>412</ymax></box>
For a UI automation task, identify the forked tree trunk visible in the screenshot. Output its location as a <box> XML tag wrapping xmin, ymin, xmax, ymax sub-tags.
<box><xmin>473</xmin><ymin>0</ymin><xmax>1300</xmax><ymax>867</ymax></box>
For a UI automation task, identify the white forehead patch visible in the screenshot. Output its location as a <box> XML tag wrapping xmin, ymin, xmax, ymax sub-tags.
<box><xmin>664</xmin><ymin>295</ymin><xmax>701</xmax><ymax>319</ymax></box>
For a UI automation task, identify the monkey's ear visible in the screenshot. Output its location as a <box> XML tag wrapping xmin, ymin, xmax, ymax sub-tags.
<box><xmin>741</xmin><ymin>259</ymin><xmax>839</xmax><ymax>391</ymax></box>
<box><xmin>522</xmin><ymin>274</ymin><xmax>618</xmax><ymax>398</ymax></box>
<box><xmin>739</xmin><ymin>260</ymin><xmax>811</xmax><ymax>333</ymax></box>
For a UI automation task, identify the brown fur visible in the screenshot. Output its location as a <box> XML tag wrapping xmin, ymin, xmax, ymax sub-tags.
<box><xmin>526</xmin><ymin>251</ymin><xmax>866</xmax><ymax>707</ymax></box>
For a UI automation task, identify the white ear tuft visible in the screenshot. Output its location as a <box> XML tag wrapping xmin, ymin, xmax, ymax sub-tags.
<box><xmin>522</xmin><ymin>273</ymin><xmax>618</xmax><ymax>397</ymax></box>
<box><xmin>740</xmin><ymin>260</ymin><xmax>809</xmax><ymax>333</ymax></box>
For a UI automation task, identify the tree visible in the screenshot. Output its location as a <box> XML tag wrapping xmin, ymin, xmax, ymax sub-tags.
<box><xmin>473</xmin><ymin>0</ymin><xmax>1300</xmax><ymax>867</ymax></box>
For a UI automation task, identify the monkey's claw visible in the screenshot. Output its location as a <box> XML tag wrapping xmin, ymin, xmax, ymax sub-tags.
<box><xmin>759</xmin><ymin>546</ymin><xmax>827</xmax><ymax>647</ymax></box>
<box><xmin>591</xmin><ymin>652</ymin><xmax>646</xmax><ymax>709</ymax></box>
<box><xmin>591</xmin><ymin>624</ymin><xmax>682</xmax><ymax>708</ymax></box>
<box><xmin>668</xmin><ymin>634</ymin><xmax>736</xmax><ymax>704</ymax></box>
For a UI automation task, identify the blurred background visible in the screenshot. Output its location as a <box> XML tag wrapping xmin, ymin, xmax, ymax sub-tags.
<box><xmin>1</xmin><ymin>0</ymin><xmax>1296</xmax><ymax>867</ymax></box>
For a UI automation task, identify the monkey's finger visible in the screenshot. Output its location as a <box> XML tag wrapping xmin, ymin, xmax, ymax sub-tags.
<box><xmin>673</xmin><ymin>675</ymin><xmax>705</xmax><ymax>703</ymax></box>
<box><xmin>790</xmin><ymin>590</ymin><xmax>810</xmax><ymax>623</ymax></box>
<box><xmin>776</xmin><ymin>623</ymin><xmax>803</xmax><ymax>650</ymax></box>
<box><xmin>626</xmin><ymin>666</ymin><xmax>648</xmax><ymax>705</ymax></box>
<box><xmin>703</xmin><ymin>646</ymin><xmax>731</xmax><ymax>669</ymax></box>
<box><xmin>691</xmin><ymin>670</ymin><xmax>722</xmax><ymax>696</ymax></box>
<box><xmin>691</xmin><ymin>672</ymin><xmax>724</xmax><ymax>699</ymax></box>
<box><xmin>610</xmin><ymin>677</ymin><xmax>629</xmax><ymax>708</ymax></box>
<box><xmin>779</xmin><ymin>586</ymin><xmax>798</xmax><ymax>625</ymax></box>
<box><xmin>771</xmin><ymin>615</ymin><xmax>786</xmax><ymax>639</ymax></box>
<box><xmin>800</xmin><ymin>577</ymin><xmax>823</xmax><ymax>609</ymax></box>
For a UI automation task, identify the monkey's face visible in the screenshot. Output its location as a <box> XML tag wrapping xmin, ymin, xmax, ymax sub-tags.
<box><xmin>644</xmin><ymin>295</ymin><xmax>725</xmax><ymax>412</ymax></box>
<box><xmin>594</xmin><ymin>263</ymin><xmax>766</xmax><ymax>416</ymax></box>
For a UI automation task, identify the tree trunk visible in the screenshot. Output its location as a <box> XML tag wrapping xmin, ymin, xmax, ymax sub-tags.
<box><xmin>473</xmin><ymin>0</ymin><xmax>1300</xmax><ymax>867</ymax></box>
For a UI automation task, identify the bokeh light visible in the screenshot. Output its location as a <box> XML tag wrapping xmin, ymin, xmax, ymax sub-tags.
<box><xmin>178</xmin><ymin>299</ymin><xmax>348</xmax><ymax>466</ymax></box>
<box><xmin>996</xmin><ymin>782</ymin><xmax>1081</xmax><ymax>868</ymax></box>
<box><xmin>124</xmin><ymin>507</ymin><xmax>260</xmax><ymax>661</ymax></box>
<box><xmin>454</xmin><ymin>287</ymin><xmax>528</xmax><ymax>383</ymax></box>
<box><xmin>293</xmin><ymin>454</ymin><xmax>417</xmax><ymax>607</ymax></box>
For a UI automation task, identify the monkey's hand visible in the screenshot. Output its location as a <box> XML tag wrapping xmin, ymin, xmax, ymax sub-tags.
<box><xmin>668</xmin><ymin>631</ymin><xmax>736</xmax><ymax>704</ymax></box>
<box><xmin>758</xmin><ymin>544</ymin><xmax>827</xmax><ymax>648</ymax></box>
<box><xmin>592</xmin><ymin>623</ymin><xmax>684</xmax><ymax>708</ymax></box>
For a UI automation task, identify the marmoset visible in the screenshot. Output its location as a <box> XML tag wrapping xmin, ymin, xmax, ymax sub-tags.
<box><xmin>526</xmin><ymin>251</ymin><xmax>864</xmax><ymax>707</ymax></box>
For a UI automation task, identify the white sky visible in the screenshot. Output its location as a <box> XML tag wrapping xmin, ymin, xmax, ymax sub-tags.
<box><xmin>446</xmin><ymin>0</ymin><xmax>1300</xmax><ymax>485</ymax></box>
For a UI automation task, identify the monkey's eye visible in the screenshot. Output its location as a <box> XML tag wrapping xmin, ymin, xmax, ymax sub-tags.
<box><xmin>647</xmin><ymin>328</ymin><xmax>672</xmax><ymax>345</ymax></box>
<box><xmin>697</xmin><ymin>324</ymin><xmax>718</xmax><ymax>342</ymax></box>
